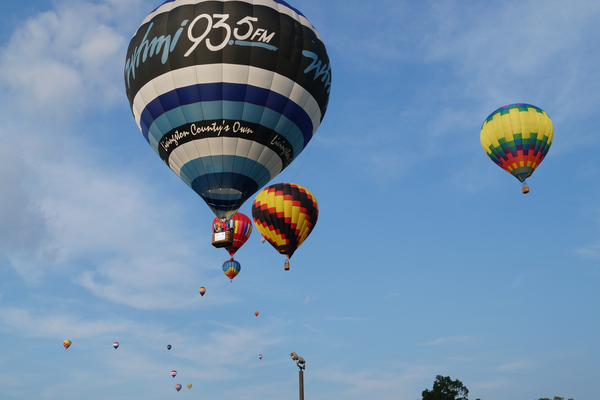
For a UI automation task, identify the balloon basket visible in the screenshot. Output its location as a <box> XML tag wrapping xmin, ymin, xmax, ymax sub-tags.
<box><xmin>522</xmin><ymin>183</ymin><xmax>530</xmax><ymax>194</ymax></box>
<box><xmin>212</xmin><ymin>230</ymin><xmax>233</xmax><ymax>248</ymax></box>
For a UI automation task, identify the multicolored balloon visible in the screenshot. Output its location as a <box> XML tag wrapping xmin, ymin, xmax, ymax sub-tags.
<box><xmin>252</xmin><ymin>183</ymin><xmax>319</xmax><ymax>267</ymax></box>
<box><xmin>63</xmin><ymin>340</ymin><xmax>71</xmax><ymax>350</ymax></box>
<box><xmin>223</xmin><ymin>258</ymin><xmax>241</xmax><ymax>281</ymax></box>
<box><xmin>480</xmin><ymin>103</ymin><xmax>553</xmax><ymax>193</ymax></box>
<box><xmin>175</xmin><ymin>384</ymin><xmax>182</xmax><ymax>392</ymax></box>
<box><xmin>167</xmin><ymin>344</ymin><xmax>172</xmax><ymax>350</ymax></box>
<box><xmin>124</xmin><ymin>0</ymin><xmax>332</xmax><ymax>221</ymax></box>
<box><xmin>212</xmin><ymin>212</ymin><xmax>252</xmax><ymax>256</ymax></box>
<box><xmin>187</xmin><ymin>383</ymin><xmax>192</xmax><ymax>390</ymax></box>
<box><xmin>199</xmin><ymin>287</ymin><xmax>206</xmax><ymax>297</ymax></box>
<box><xmin>113</xmin><ymin>342</ymin><xmax>119</xmax><ymax>350</ymax></box>
<box><xmin>171</xmin><ymin>370</ymin><xmax>177</xmax><ymax>378</ymax></box>
<box><xmin>259</xmin><ymin>354</ymin><xmax>262</xmax><ymax>360</ymax></box>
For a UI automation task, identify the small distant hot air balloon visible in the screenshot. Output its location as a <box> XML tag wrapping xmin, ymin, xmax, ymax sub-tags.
<box><xmin>175</xmin><ymin>384</ymin><xmax>182</xmax><ymax>392</ymax></box>
<box><xmin>223</xmin><ymin>258</ymin><xmax>241</xmax><ymax>282</ymax></box>
<box><xmin>167</xmin><ymin>344</ymin><xmax>172</xmax><ymax>350</ymax></box>
<box><xmin>480</xmin><ymin>103</ymin><xmax>553</xmax><ymax>194</ymax></box>
<box><xmin>199</xmin><ymin>287</ymin><xmax>206</xmax><ymax>297</ymax></box>
<box><xmin>63</xmin><ymin>340</ymin><xmax>71</xmax><ymax>350</ymax></box>
<box><xmin>252</xmin><ymin>183</ymin><xmax>319</xmax><ymax>269</ymax></box>
<box><xmin>187</xmin><ymin>383</ymin><xmax>192</xmax><ymax>390</ymax></box>
<box><xmin>113</xmin><ymin>342</ymin><xmax>119</xmax><ymax>350</ymax></box>
<box><xmin>259</xmin><ymin>354</ymin><xmax>262</xmax><ymax>360</ymax></box>
<box><xmin>261</xmin><ymin>237</ymin><xmax>266</xmax><ymax>243</ymax></box>
<box><xmin>254</xmin><ymin>311</ymin><xmax>259</xmax><ymax>317</ymax></box>
<box><xmin>171</xmin><ymin>370</ymin><xmax>177</xmax><ymax>378</ymax></box>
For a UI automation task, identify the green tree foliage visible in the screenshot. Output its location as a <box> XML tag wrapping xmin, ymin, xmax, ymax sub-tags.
<box><xmin>422</xmin><ymin>375</ymin><xmax>469</xmax><ymax>400</ymax></box>
<box><xmin>537</xmin><ymin>397</ymin><xmax>574</xmax><ymax>400</ymax></box>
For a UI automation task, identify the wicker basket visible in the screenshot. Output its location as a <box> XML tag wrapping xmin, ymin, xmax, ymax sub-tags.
<box><xmin>212</xmin><ymin>230</ymin><xmax>233</xmax><ymax>248</ymax></box>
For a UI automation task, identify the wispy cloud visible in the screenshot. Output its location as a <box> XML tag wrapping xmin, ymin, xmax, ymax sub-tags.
<box><xmin>419</xmin><ymin>336</ymin><xmax>477</xmax><ymax>346</ymax></box>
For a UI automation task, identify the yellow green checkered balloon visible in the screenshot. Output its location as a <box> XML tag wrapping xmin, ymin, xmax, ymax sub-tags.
<box><xmin>480</xmin><ymin>103</ymin><xmax>553</xmax><ymax>193</ymax></box>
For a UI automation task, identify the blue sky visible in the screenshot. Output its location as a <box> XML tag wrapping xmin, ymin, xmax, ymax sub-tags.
<box><xmin>1</xmin><ymin>0</ymin><xmax>599</xmax><ymax>399</ymax></box>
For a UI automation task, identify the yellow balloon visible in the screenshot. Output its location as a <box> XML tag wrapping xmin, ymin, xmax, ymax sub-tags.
<box><xmin>480</xmin><ymin>103</ymin><xmax>553</xmax><ymax>192</ymax></box>
<box><xmin>187</xmin><ymin>383</ymin><xmax>192</xmax><ymax>390</ymax></box>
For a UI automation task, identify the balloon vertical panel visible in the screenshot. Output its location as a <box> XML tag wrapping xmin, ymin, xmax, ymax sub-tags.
<box><xmin>125</xmin><ymin>0</ymin><xmax>331</xmax><ymax>220</ymax></box>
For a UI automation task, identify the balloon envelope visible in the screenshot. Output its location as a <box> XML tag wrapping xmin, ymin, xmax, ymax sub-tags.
<box><xmin>167</xmin><ymin>344</ymin><xmax>172</xmax><ymax>350</ymax></box>
<box><xmin>199</xmin><ymin>287</ymin><xmax>206</xmax><ymax>296</ymax></box>
<box><xmin>480</xmin><ymin>103</ymin><xmax>553</xmax><ymax>184</ymax></box>
<box><xmin>187</xmin><ymin>383</ymin><xmax>192</xmax><ymax>390</ymax></box>
<box><xmin>212</xmin><ymin>212</ymin><xmax>252</xmax><ymax>256</ymax></box>
<box><xmin>252</xmin><ymin>183</ymin><xmax>319</xmax><ymax>259</ymax></box>
<box><xmin>63</xmin><ymin>340</ymin><xmax>71</xmax><ymax>350</ymax></box>
<box><xmin>254</xmin><ymin>311</ymin><xmax>259</xmax><ymax>317</ymax></box>
<box><xmin>259</xmin><ymin>354</ymin><xmax>262</xmax><ymax>360</ymax></box>
<box><xmin>113</xmin><ymin>342</ymin><xmax>119</xmax><ymax>349</ymax></box>
<box><xmin>124</xmin><ymin>0</ymin><xmax>331</xmax><ymax>221</ymax></box>
<box><xmin>223</xmin><ymin>259</ymin><xmax>241</xmax><ymax>281</ymax></box>
<box><xmin>171</xmin><ymin>370</ymin><xmax>177</xmax><ymax>378</ymax></box>
<box><xmin>175</xmin><ymin>384</ymin><xmax>182</xmax><ymax>392</ymax></box>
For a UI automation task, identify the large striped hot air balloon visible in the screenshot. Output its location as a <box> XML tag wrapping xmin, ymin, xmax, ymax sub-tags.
<box><xmin>124</xmin><ymin>0</ymin><xmax>331</xmax><ymax>221</ymax></box>
<box><xmin>252</xmin><ymin>183</ymin><xmax>318</xmax><ymax>269</ymax></box>
<box><xmin>480</xmin><ymin>103</ymin><xmax>553</xmax><ymax>194</ymax></box>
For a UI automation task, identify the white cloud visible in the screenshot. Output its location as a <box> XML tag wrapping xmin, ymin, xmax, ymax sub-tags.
<box><xmin>419</xmin><ymin>336</ymin><xmax>477</xmax><ymax>346</ymax></box>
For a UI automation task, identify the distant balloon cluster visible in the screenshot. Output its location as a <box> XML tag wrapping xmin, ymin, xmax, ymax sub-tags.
<box><xmin>120</xmin><ymin>0</ymin><xmax>331</xmax><ymax>391</ymax></box>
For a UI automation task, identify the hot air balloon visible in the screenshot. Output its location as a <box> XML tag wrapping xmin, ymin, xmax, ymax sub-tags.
<box><xmin>480</xmin><ymin>103</ymin><xmax>553</xmax><ymax>194</ymax></box>
<box><xmin>212</xmin><ymin>212</ymin><xmax>252</xmax><ymax>255</ymax></box>
<box><xmin>171</xmin><ymin>370</ymin><xmax>177</xmax><ymax>378</ymax></box>
<box><xmin>175</xmin><ymin>384</ymin><xmax>182</xmax><ymax>392</ymax></box>
<box><xmin>223</xmin><ymin>258</ymin><xmax>241</xmax><ymax>281</ymax></box>
<box><xmin>167</xmin><ymin>344</ymin><xmax>172</xmax><ymax>350</ymax></box>
<box><xmin>187</xmin><ymin>383</ymin><xmax>192</xmax><ymax>390</ymax></box>
<box><xmin>259</xmin><ymin>354</ymin><xmax>262</xmax><ymax>360</ymax></box>
<box><xmin>252</xmin><ymin>183</ymin><xmax>319</xmax><ymax>268</ymax></box>
<box><xmin>199</xmin><ymin>287</ymin><xmax>206</xmax><ymax>296</ymax></box>
<box><xmin>254</xmin><ymin>311</ymin><xmax>259</xmax><ymax>317</ymax></box>
<box><xmin>113</xmin><ymin>342</ymin><xmax>119</xmax><ymax>350</ymax></box>
<box><xmin>124</xmin><ymin>0</ymin><xmax>331</xmax><ymax>224</ymax></box>
<box><xmin>63</xmin><ymin>340</ymin><xmax>71</xmax><ymax>350</ymax></box>
<box><xmin>261</xmin><ymin>237</ymin><xmax>266</xmax><ymax>243</ymax></box>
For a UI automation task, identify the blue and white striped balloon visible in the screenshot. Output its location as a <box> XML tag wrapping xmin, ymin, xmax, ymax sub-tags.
<box><xmin>124</xmin><ymin>0</ymin><xmax>331</xmax><ymax>220</ymax></box>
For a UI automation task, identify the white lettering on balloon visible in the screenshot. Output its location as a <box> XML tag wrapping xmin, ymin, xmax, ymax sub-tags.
<box><xmin>160</xmin><ymin>121</ymin><xmax>254</xmax><ymax>152</ymax></box>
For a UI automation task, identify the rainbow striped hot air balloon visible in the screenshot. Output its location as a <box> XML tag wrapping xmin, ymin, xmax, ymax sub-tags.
<box><xmin>199</xmin><ymin>287</ymin><xmax>206</xmax><ymax>297</ymax></box>
<box><xmin>175</xmin><ymin>384</ymin><xmax>182</xmax><ymax>392</ymax></box>
<box><xmin>63</xmin><ymin>340</ymin><xmax>71</xmax><ymax>350</ymax></box>
<box><xmin>222</xmin><ymin>259</ymin><xmax>241</xmax><ymax>282</ymax></box>
<box><xmin>212</xmin><ymin>213</ymin><xmax>252</xmax><ymax>257</ymax></box>
<box><xmin>480</xmin><ymin>103</ymin><xmax>553</xmax><ymax>194</ymax></box>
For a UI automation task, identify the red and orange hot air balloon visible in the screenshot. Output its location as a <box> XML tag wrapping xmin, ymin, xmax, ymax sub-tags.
<box><xmin>254</xmin><ymin>311</ymin><xmax>259</xmax><ymax>317</ymax></box>
<box><xmin>212</xmin><ymin>213</ymin><xmax>252</xmax><ymax>257</ymax></box>
<box><xmin>252</xmin><ymin>183</ymin><xmax>319</xmax><ymax>269</ymax></box>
